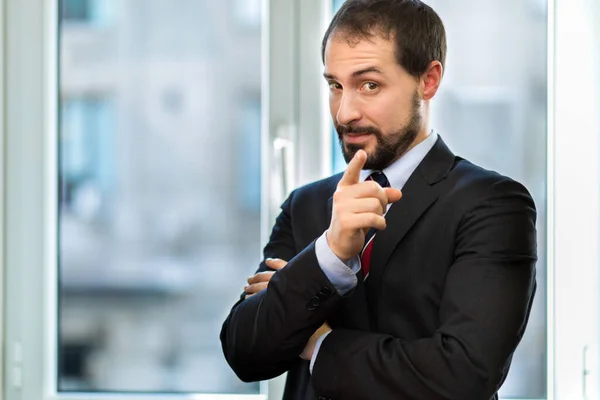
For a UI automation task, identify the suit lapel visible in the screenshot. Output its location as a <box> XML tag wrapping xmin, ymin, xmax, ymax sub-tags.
<box><xmin>365</xmin><ymin>172</ymin><xmax>441</xmax><ymax>294</ymax></box>
<box><xmin>365</xmin><ymin>136</ymin><xmax>456</xmax><ymax>322</ymax></box>
<box><xmin>323</xmin><ymin>136</ymin><xmax>455</xmax><ymax>329</ymax></box>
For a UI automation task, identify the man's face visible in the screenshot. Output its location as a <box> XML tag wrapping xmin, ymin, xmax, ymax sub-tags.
<box><xmin>324</xmin><ymin>32</ymin><xmax>423</xmax><ymax>170</ymax></box>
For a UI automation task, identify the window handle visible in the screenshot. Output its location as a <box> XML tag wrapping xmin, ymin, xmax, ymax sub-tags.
<box><xmin>270</xmin><ymin>124</ymin><xmax>296</xmax><ymax>214</ymax></box>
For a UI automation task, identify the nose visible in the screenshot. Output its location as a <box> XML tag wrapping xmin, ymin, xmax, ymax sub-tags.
<box><xmin>336</xmin><ymin>92</ymin><xmax>361</xmax><ymax>126</ymax></box>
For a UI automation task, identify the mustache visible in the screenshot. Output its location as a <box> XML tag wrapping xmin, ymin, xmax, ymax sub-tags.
<box><xmin>336</xmin><ymin>124</ymin><xmax>382</xmax><ymax>136</ymax></box>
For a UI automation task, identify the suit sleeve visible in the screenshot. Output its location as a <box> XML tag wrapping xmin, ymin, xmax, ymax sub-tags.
<box><xmin>220</xmin><ymin>189</ymin><xmax>343</xmax><ymax>382</ymax></box>
<box><xmin>311</xmin><ymin>179</ymin><xmax>538</xmax><ymax>400</ymax></box>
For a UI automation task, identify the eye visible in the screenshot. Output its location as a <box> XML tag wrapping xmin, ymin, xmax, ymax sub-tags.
<box><xmin>328</xmin><ymin>81</ymin><xmax>342</xmax><ymax>90</ymax></box>
<box><xmin>362</xmin><ymin>82</ymin><xmax>379</xmax><ymax>92</ymax></box>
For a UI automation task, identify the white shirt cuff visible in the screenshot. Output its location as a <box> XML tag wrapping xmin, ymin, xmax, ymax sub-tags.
<box><xmin>315</xmin><ymin>232</ymin><xmax>360</xmax><ymax>295</ymax></box>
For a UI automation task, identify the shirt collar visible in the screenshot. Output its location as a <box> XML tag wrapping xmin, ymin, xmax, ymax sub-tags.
<box><xmin>360</xmin><ymin>131</ymin><xmax>438</xmax><ymax>190</ymax></box>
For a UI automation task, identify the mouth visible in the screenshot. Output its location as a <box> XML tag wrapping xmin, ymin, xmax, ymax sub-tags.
<box><xmin>343</xmin><ymin>133</ymin><xmax>373</xmax><ymax>144</ymax></box>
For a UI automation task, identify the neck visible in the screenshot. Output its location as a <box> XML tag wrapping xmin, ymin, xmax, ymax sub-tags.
<box><xmin>392</xmin><ymin>120</ymin><xmax>432</xmax><ymax>164</ymax></box>
<box><xmin>412</xmin><ymin>126</ymin><xmax>432</xmax><ymax>149</ymax></box>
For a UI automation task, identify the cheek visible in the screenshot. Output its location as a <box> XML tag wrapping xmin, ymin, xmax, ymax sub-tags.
<box><xmin>362</xmin><ymin>97</ymin><xmax>397</xmax><ymax>130</ymax></box>
<box><xmin>368</xmin><ymin>92</ymin><xmax>413</xmax><ymax>129</ymax></box>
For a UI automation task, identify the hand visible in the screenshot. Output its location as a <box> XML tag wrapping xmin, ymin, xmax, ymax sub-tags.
<box><xmin>300</xmin><ymin>322</ymin><xmax>332</xmax><ymax>360</ymax></box>
<box><xmin>327</xmin><ymin>150</ymin><xmax>402</xmax><ymax>260</ymax></box>
<box><xmin>244</xmin><ymin>258</ymin><xmax>287</xmax><ymax>298</ymax></box>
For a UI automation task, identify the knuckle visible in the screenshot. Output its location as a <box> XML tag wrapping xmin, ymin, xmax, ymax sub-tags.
<box><xmin>367</xmin><ymin>181</ymin><xmax>380</xmax><ymax>192</ymax></box>
<box><xmin>333</xmin><ymin>189</ymin><xmax>344</xmax><ymax>202</ymax></box>
<box><xmin>359</xmin><ymin>181</ymin><xmax>372</xmax><ymax>193</ymax></box>
<box><xmin>370</xmin><ymin>198</ymin><xmax>381</xmax><ymax>212</ymax></box>
<box><xmin>335</xmin><ymin>201</ymin><xmax>347</xmax><ymax>214</ymax></box>
<box><xmin>374</xmin><ymin>214</ymin><xmax>384</xmax><ymax>227</ymax></box>
<box><xmin>339</xmin><ymin>215</ymin><xmax>352</xmax><ymax>231</ymax></box>
<box><xmin>369</xmin><ymin>214</ymin><xmax>378</xmax><ymax>225</ymax></box>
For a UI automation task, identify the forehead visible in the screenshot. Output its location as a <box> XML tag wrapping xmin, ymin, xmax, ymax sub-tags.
<box><xmin>324</xmin><ymin>32</ymin><xmax>397</xmax><ymax>75</ymax></box>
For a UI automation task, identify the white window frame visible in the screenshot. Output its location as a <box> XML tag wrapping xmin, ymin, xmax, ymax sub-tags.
<box><xmin>3</xmin><ymin>0</ymin><xmax>600</xmax><ymax>399</ymax></box>
<box><xmin>551</xmin><ymin>0</ymin><xmax>600</xmax><ymax>398</ymax></box>
<box><xmin>0</xmin><ymin>0</ymin><xmax>5</xmax><ymax>395</ymax></box>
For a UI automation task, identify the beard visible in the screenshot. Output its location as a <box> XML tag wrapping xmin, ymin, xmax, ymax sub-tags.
<box><xmin>336</xmin><ymin>92</ymin><xmax>422</xmax><ymax>171</ymax></box>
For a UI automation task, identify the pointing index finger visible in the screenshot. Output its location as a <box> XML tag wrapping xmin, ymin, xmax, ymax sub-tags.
<box><xmin>338</xmin><ymin>150</ymin><xmax>367</xmax><ymax>187</ymax></box>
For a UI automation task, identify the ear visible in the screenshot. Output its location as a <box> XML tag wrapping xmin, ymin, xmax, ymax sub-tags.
<box><xmin>420</xmin><ymin>61</ymin><xmax>443</xmax><ymax>101</ymax></box>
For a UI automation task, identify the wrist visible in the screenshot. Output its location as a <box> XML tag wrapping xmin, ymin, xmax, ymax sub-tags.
<box><xmin>325</xmin><ymin>231</ymin><xmax>352</xmax><ymax>261</ymax></box>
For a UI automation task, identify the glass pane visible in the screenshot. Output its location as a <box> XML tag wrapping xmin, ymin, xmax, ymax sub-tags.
<box><xmin>58</xmin><ymin>0</ymin><xmax>262</xmax><ymax>394</ymax></box>
<box><xmin>331</xmin><ymin>1</ymin><xmax>547</xmax><ymax>398</ymax></box>
<box><xmin>61</xmin><ymin>0</ymin><xmax>92</xmax><ymax>21</ymax></box>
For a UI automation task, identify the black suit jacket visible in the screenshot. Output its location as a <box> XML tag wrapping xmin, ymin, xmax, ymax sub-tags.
<box><xmin>220</xmin><ymin>136</ymin><xmax>537</xmax><ymax>400</ymax></box>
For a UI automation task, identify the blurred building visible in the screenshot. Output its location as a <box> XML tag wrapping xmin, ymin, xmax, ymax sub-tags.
<box><xmin>59</xmin><ymin>0</ymin><xmax>262</xmax><ymax>393</ymax></box>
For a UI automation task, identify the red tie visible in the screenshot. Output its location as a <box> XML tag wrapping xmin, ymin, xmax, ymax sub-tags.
<box><xmin>360</xmin><ymin>171</ymin><xmax>390</xmax><ymax>279</ymax></box>
<box><xmin>361</xmin><ymin>234</ymin><xmax>376</xmax><ymax>278</ymax></box>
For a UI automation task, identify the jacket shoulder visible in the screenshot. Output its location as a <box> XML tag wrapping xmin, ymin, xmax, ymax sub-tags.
<box><xmin>448</xmin><ymin>158</ymin><xmax>535</xmax><ymax>207</ymax></box>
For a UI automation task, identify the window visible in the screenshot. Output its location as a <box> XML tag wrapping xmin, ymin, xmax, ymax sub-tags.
<box><xmin>61</xmin><ymin>0</ymin><xmax>93</xmax><ymax>22</ymax></box>
<box><xmin>6</xmin><ymin>0</ymin><xmax>600</xmax><ymax>399</ymax></box>
<box><xmin>59</xmin><ymin>97</ymin><xmax>115</xmax><ymax>218</ymax></box>
<box><xmin>60</xmin><ymin>0</ymin><xmax>113</xmax><ymax>25</ymax></box>
<box><xmin>58</xmin><ymin>0</ymin><xmax>262</xmax><ymax>394</ymax></box>
<box><xmin>232</xmin><ymin>0</ymin><xmax>262</xmax><ymax>29</ymax></box>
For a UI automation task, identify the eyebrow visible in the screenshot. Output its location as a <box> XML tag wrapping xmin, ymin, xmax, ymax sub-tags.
<box><xmin>323</xmin><ymin>67</ymin><xmax>384</xmax><ymax>81</ymax></box>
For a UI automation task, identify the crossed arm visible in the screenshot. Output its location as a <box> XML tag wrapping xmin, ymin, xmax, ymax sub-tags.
<box><xmin>220</xmin><ymin>175</ymin><xmax>537</xmax><ymax>400</ymax></box>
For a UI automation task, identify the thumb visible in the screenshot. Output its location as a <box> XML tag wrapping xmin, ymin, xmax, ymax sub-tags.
<box><xmin>384</xmin><ymin>187</ymin><xmax>402</xmax><ymax>204</ymax></box>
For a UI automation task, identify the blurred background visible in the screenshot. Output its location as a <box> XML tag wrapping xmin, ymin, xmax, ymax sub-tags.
<box><xmin>57</xmin><ymin>0</ymin><xmax>546</xmax><ymax>396</ymax></box>
<box><xmin>0</xmin><ymin>0</ymin><xmax>595</xmax><ymax>399</ymax></box>
<box><xmin>58</xmin><ymin>0</ymin><xmax>262</xmax><ymax>394</ymax></box>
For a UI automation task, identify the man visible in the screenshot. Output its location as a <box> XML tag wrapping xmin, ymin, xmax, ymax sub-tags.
<box><xmin>220</xmin><ymin>0</ymin><xmax>537</xmax><ymax>399</ymax></box>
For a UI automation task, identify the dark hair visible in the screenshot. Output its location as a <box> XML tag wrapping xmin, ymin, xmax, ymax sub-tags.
<box><xmin>321</xmin><ymin>0</ymin><xmax>447</xmax><ymax>78</ymax></box>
